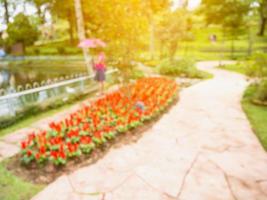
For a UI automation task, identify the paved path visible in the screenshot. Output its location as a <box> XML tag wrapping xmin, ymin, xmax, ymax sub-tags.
<box><xmin>31</xmin><ymin>61</ymin><xmax>266</xmax><ymax>199</ymax></box>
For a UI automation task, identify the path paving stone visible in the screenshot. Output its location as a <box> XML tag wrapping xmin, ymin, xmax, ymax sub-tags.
<box><xmin>32</xmin><ymin>61</ymin><xmax>267</xmax><ymax>200</ymax></box>
<box><xmin>1</xmin><ymin>128</ymin><xmax>38</xmax><ymax>145</ymax></box>
<box><xmin>0</xmin><ymin>141</ymin><xmax>20</xmax><ymax>161</ymax></box>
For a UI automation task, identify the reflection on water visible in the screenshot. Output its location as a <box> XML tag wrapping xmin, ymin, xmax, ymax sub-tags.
<box><xmin>0</xmin><ymin>62</ymin><xmax>87</xmax><ymax>92</ymax></box>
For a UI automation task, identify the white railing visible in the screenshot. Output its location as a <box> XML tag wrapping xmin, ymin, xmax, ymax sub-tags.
<box><xmin>0</xmin><ymin>69</ymin><xmax>118</xmax><ymax>117</ymax></box>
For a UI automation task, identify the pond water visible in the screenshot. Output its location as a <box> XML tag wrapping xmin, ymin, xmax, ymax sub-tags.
<box><xmin>0</xmin><ymin>61</ymin><xmax>88</xmax><ymax>92</ymax></box>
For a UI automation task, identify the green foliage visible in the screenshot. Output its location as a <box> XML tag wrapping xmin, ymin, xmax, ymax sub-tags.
<box><xmin>0</xmin><ymin>91</ymin><xmax>86</xmax><ymax>130</ymax></box>
<box><xmin>242</xmin><ymin>84</ymin><xmax>267</xmax><ymax>150</ymax></box>
<box><xmin>220</xmin><ymin>53</ymin><xmax>267</xmax><ymax>77</ymax></box>
<box><xmin>0</xmin><ymin>161</ymin><xmax>44</xmax><ymax>200</ymax></box>
<box><xmin>250</xmin><ymin>52</ymin><xmax>267</xmax><ymax>77</ymax></box>
<box><xmin>57</xmin><ymin>46</ymin><xmax>66</xmax><ymax>55</ymax></box>
<box><xmin>201</xmin><ymin>0</ymin><xmax>250</xmax><ymax>57</ymax></box>
<box><xmin>157</xmin><ymin>8</ymin><xmax>193</xmax><ymax>60</ymax></box>
<box><xmin>81</xmin><ymin>0</ymin><xmax>164</xmax><ymax>81</ymax></box>
<box><xmin>130</xmin><ymin>68</ymin><xmax>145</xmax><ymax>80</ymax></box>
<box><xmin>254</xmin><ymin>79</ymin><xmax>267</xmax><ymax>103</ymax></box>
<box><xmin>50</xmin><ymin>0</ymin><xmax>76</xmax><ymax>43</ymax></box>
<box><xmin>142</xmin><ymin>59</ymin><xmax>159</xmax><ymax>67</ymax></box>
<box><xmin>158</xmin><ymin>58</ymin><xmax>210</xmax><ymax>79</ymax></box>
<box><xmin>219</xmin><ymin>61</ymin><xmax>259</xmax><ymax>77</ymax></box>
<box><xmin>6</xmin><ymin>13</ymin><xmax>39</xmax><ymax>49</ymax></box>
<box><xmin>201</xmin><ymin>0</ymin><xmax>249</xmax><ymax>32</ymax></box>
<box><xmin>27</xmin><ymin>0</ymin><xmax>50</xmax><ymax>23</ymax></box>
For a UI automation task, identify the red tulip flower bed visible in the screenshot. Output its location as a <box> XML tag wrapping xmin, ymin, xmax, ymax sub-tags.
<box><xmin>20</xmin><ymin>77</ymin><xmax>178</xmax><ymax>166</ymax></box>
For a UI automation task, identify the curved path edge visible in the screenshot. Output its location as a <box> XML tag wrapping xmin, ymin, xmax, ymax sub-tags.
<box><xmin>33</xmin><ymin>61</ymin><xmax>267</xmax><ymax>200</ymax></box>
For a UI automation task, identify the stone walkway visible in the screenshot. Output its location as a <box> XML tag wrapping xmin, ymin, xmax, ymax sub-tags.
<box><xmin>31</xmin><ymin>61</ymin><xmax>267</xmax><ymax>200</ymax></box>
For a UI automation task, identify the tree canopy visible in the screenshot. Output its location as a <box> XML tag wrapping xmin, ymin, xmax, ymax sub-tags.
<box><xmin>7</xmin><ymin>13</ymin><xmax>39</xmax><ymax>50</ymax></box>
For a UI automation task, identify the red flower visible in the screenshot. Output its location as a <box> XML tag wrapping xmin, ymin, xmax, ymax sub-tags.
<box><xmin>39</xmin><ymin>146</ymin><xmax>46</xmax><ymax>154</ymax></box>
<box><xmin>59</xmin><ymin>151</ymin><xmax>66</xmax><ymax>159</ymax></box>
<box><xmin>80</xmin><ymin>136</ymin><xmax>92</xmax><ymax>144</ymax></box>
<box><xmin>20</xmin><ymin>77</ymin><xmax>178</xmax><ymax>166</ymax></box>
<box><xmin>28</xmin><ymin>133</ymin><xmax>36</xmax><ymax>141</ymax></box>
<box><xmin>67</xmin><ymin>143</ymin><xmax>78</xmax><ymax>152</ymax></box>
<box><xmin>83</xmin><ymin>123</ymin><xmax>90</xmax><ymax>131</ymax></box>
<box><xmin>27</xmin><ymin>150</ymin><xmax>32</xmax><ymax>156</ymax></box>
<box><xmin>94</xmin><ymin>131</ymin><xmax>102</xmax><ymax>139</ymax></box>
<box><xmin>35</xmin><ymin>153</ymin><xmax>40</xmax><ymax>160</ymax></box>
<box><xmin>50</xmin><ymin>151</ymin><xmax>58</xmax><ymax>158</ymax></box>
<box><xmin>21</xmin><ymin>141</ymin><xmax>27</xmax><ymax>149</ymax></box>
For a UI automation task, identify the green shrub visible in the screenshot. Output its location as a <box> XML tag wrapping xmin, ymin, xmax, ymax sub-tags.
<box><xmin>250</xmin><ymin>53</ymin><xmax>267</xmax><ymax>78</ymax></box>
<box><xmin>143</xmin><ymin>59</ymin><xmax>159</xmax><ymax>68</ymax></box>
<box><xmin>254</xmin><ymin>79</ymin><xmax>267</xmax><ymax>103</ymax></box>
<box><xmin>158</xmin><ymin>58</ymin><xmax>210</xmax><ymax>79</ymax></box>
<box><xmin>33</xmin><ymin>48</ymin><xmax>40</xmax><ymax>55</ymax></box>
<box><xmin>219</xmin><ymin>54</ymin><xmax>267</xmax><ymax>78</ymax></box>
<box><xmin>130</xmin><ymin>69</ymin><xmax>145</xmax><ymax>80</ymax></box>
<box><xmin>57</xmin><ymin>47</ymin><xmax>66</xmax><ymax>55</ymax></box>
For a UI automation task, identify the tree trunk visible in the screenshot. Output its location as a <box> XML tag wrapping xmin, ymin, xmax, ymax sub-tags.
<box><xmin>67</xmin><ymin>9</ymin><xmax>75</xmax><ymax>45</ymax></box>
<box><xmin>3</xmin><ymin>0</ymin><xmax>9</xmax><ymax>24</ymax></box>
<box><xmin>258</xmin><ymin>1</ymin><xmax>267</xmax><ymax>36</ymax></box>
<box><xmin>247</xmin><ymin>25</ymin><xmax>253</xmax><ymax>56</ymax></box>
<box><xmin>258</xmin><ymin>17</ymin><xmax>266</xmax><ymax>36</ymax></box>
<box><xmin>74</xmin><ymin>0</ymin><xmax>92</xmax><ymax>74</ymax></box>
<box><xmin>36</xmin><ymin>5</ymin><xmax>45</xmax><ymax>24</ymax></box>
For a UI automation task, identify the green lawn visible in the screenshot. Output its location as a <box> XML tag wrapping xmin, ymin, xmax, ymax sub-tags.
<box><xmin>0</xmin><ymin>160</ymin><xmax>44</xmax><ymax>200</ymax></box>
<box><xmin>242</xmin><ymin>85</ymin><xmax>267</xmax><ymax>150</ymax></box>
<box><xmin>218</xmin><ymin>63</ymin><xmax>247</xmax><ymax>75</ymax></box>
<box><xmin>0</xmin><ymin>102</ymin><xmax>75</xmax><ymax>137</ymax></box>
<box><xmin>219</xmin><ymin>62</ymin><xmax>267</xmax><ymax>150</ymax></box>
<box><xmin>25</xmin><ymin>24</ymin><xmax>267</xmax><ymax>61</ymax></box>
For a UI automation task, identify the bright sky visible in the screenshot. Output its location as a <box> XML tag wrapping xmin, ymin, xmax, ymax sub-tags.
<box><xmin>172</xmin><ymin>0</ymin><xmax>201</xmax><ymax>10</ymax></box>
<box><xmin>0</xmin><ymin>0</ymin><xmax>202</xmax><ymax>31</ymax></box>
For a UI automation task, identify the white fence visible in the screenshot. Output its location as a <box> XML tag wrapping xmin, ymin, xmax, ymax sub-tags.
<box><xmin>0</xmin><ymin>69</ymin><xmax>118</xmax><ymax>117</ymax></box>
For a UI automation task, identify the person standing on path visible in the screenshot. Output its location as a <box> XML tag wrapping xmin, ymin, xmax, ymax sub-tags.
<box><xmin>94</xmin><ymin>52</ymin><xmax>106</xmax><ymax>95</ymax></box>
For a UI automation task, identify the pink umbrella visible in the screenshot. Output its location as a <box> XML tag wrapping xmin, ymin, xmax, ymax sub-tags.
<box><xmin>78</xmin><ymin>38</ymin><xmax>106</xmax><ymax>48</ymax></box>
<box><xmin>94</xmin><ymin>39</ymin><xmax>107</xmax><ymax>48</ymax></box>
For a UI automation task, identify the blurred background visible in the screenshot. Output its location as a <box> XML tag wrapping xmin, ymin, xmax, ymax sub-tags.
<box><xmin>0</xmin><ymin>0</ymin><xmax>266</xmax><ymax>129</ymax></box>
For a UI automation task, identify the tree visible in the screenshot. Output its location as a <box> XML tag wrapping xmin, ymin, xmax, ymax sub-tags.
<box><xmin>7</xmin><ymin>13</ymin><xmax>39</xmax><ymax>53</ymax></box>
<box><xmin>157</xmin><ymin>9</ymin><xmax>192</xmax><ymax>61</ymax></box>
<box><xmin>27</xmin><ymin>0</ymin><xmax>50</xmax><ymax>24</ymax></box>
<box><xmin>50</xmin><ymin>0</ymin><xmax>77</xmax><ymax>44</ymax></box>
<box><xmin>0</xmin><ymin>0</ymin><xmax>10</xmax><ymax>24</ymax></box>
<box><xmin>257</xmin><ymin>0</ymin><xmax>267</xmax><ymax>36</ymax></box>
<box><xmin>201</xmin><ymin>0</ymin><xmax>250</xmax><ymax>58</ymax></box>
<box><xmin>74</xmin><ymin>0</ymin><xmax>91</xmax><ymax>74</ymax></box>
<box><xmin>141</xmin><ymin>0</ymin><xmax>170</xmax><ymax>59</ymax></box>
<box><xmin>82</xmin><ymin>0</ymin><xmax>147</xmax><ymax>60</ymax></box>
<box><xmin>82</xmin><ymin>0</ymin><xmax>149</xmax><ymax>83</ymax></box>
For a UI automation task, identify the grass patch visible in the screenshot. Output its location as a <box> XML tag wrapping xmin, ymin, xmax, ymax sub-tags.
<box><xmin>218</xmin><ymin>63</ymin><xmax>247</xmax><ymax>75</ymax></box>
<box><xmin>0</xmin><ymin>160</ymin><xmax>44</xmax><ymax>200</ymax></box>
<box><xmin>0</xmin><ymin>102</ymin><xmax>75</xmax><ymax>138</ymax></box>
<box><xmin>242</xmin><ymin>85</ymin><xmax>267</xmax><ymax>150</ymax></box>
<box><xmin>157</xmin><ymin>58</ymin><xmax>213</xmax><ymax>79</ymax></box>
